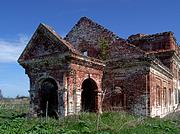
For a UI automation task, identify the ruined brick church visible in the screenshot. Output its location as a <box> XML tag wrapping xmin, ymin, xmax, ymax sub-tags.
<box><xmin>18</xmin><ymin>17</ymin><xmax>180</xmax><ymax>118</ymax></box>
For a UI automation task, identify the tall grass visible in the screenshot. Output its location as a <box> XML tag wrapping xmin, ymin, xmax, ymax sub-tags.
<box><xmin>0</xmin><ymin>99</ymin><xmax>179</xmax><ymax>133</ymax></box>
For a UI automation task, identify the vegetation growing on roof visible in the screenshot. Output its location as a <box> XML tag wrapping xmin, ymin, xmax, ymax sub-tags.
<box><xmin>99</xmin><ymin>38</ymin><xmax>109</xmax><ymax>60</ymax></box>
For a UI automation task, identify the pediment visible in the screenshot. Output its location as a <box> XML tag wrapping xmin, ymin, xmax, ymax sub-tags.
<box><xmin>18</xmin><ymin>23</ymin><xmax>76</xmax><ymax>63</ymax></box>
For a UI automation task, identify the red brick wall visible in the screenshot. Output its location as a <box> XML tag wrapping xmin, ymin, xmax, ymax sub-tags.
<box><xmin>128</xmin><ymin>32</ymin><xmax>176</xmax><ymax>52</ymax></box>
<box><xmin>70</xmin><ymin>63</ymin><xmax>103</xmax><ymax>112</ymax></box>
<box><xmin>103</xmin><ymin>62</ymin><xmax>149</xmax><ymax>116</ymax></box>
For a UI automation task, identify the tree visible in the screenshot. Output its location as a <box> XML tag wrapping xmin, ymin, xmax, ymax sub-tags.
<box><xmin>0</xmin><ymin>89</ymin><xmax>3</xmax><ymax>100</ymax></box>
<box><xmin>99</xmin><ymin>38</ymin><xmax>109</xmax><ymax>60</ymax></box>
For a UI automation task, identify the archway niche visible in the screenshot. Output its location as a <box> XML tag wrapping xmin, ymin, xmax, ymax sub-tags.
<box><xmin>81</xmin><ymin>78</ymin><xmax>98</xmax><ymax>112</ymax></box>
<box><xmin>111</xmin><ymin>86</ymin><xmax>126</xmax><ymax>111</ymax></box>
<box><xmin>39</xmin><ymin>78</ymin><xmax>58</xmax><ymax>118</ymax></box>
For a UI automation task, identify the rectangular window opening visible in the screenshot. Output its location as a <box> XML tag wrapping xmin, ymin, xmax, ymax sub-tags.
<box><xmin>82</xmin><ymin>50</ymin><xmax>88</xmax><ymax>56</ymax></box>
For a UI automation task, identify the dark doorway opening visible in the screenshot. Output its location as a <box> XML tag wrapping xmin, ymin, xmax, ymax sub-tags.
<box><xmin>81</xmin><ymin>78</ymin><xmax>98</xmax><ymax>112</ymax></box>
<box><xmin>39</xmin><ymin>78</ymin><xmax>58</xmax><ymax>118</ymax></box>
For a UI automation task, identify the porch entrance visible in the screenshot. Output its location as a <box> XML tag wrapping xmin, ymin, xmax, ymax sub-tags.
<box><xmin>39</xmin><ymin>78</ymin><xmax>58</xmax><ymax>118</ymax></box>
<box><xmin>81</xmin><ymin>78</ymin><xmax>98</xmax><ymax>112</ymax></box>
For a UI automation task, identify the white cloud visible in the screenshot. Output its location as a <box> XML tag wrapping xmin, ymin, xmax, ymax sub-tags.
<box><xmin>0</xmin><ymin>35</ymin><xmax>29</xmax><ymax>63</ymax></box>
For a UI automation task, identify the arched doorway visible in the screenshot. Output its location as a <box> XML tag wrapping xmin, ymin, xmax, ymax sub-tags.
<box><xmin>39</xmin><ymin>78</ymin><xmax>58</xmax><ymax>118</ymax></box>
<box><xmin>81</xmin><ymin>78</ymin><xmax>98</xmax><ymax>112</ymax></box>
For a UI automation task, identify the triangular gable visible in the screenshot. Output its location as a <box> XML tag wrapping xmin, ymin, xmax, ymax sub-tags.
<box><xmin>18</xmin><ymin>23</ymin><xmax>80</xmax><ymax>63</ymax></box>
<box><xmin>65</xmin><ymin>17</ymin><xmax>145</xmax><ymax>60</ymax></box>
<box><xmin>65</xmin><ymin>17</ymin><xmax>125</xmax><ymax>47</ymax></box>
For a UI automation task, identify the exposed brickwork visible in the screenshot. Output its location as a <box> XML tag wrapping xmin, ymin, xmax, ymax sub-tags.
<box><xmin>18</xmin><ymin>17</ymin><xmax>180</xmax><ymax>118</ymax></box>
<box><xmin>127</xmin><ymin>31</ymin><xmax>180</xmax><ymax>117</ymax></box>
<box><xmin>128</xmin><ymin>32</ymin><xmax>176</xmax><ymax>52</ymax></box>
<box><xmin>18</xmin><ymin>23</ymin><xmax>105</xmax><ymax>117</ymax></box>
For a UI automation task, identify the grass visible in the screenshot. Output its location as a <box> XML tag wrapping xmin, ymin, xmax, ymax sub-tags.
<box><xmin>0</xmin><ymin>100</ymin><xmax>180</xmax><ymax>133</ymax></box>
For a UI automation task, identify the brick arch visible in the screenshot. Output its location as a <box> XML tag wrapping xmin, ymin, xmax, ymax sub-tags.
<box><xmin>81</xmin><ymin>78</ymin><xmax>99</xmax><ymax>112</ymax></box>
<box><xmin>35</xmin><ymin>76</ymin><xmax>59</xmax><ymax>118</ymax></box>
<box><xmin>79</xmin><ymin>74</ymin><xmax>100</xmax><ymax>91</ymax></box>
<box><xmin>35</xmin><ymin>76</ymin><xmax>60</xmax><ymax>90</ymax></box>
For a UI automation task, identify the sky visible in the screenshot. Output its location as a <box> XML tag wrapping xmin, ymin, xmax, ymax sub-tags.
<box><xmin>0</xmin><ymin>0</ymin><xmax>179</xmax><ymax>97</ymax></box>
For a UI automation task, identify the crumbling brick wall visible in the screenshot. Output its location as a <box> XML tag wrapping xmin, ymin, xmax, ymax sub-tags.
<box><xmin>18</xmin><ymin>23</ymin><xmax>104</xmax><ymax>117</ymax></box>
<box><xmin>103</xmin><ymin>57</ymin><xmax>150</xmax><ymax>115</ymax></box>
<box><xmin>128</xmin><ymin>32</ymin><xmax>176</xmax><ymax>52</ymax></box>
<box><xmin>127</xmin><ymin>32</ymin><xmax>177</xmax><ymax>70</ymax></box>
<box><xmin>65</xmin><ymin>17</ymin><xmax>124</xmax><ymax>59</ymax></box>
<box><xmin>65</xmin><ymin>17</ymin><xmax>150</xmax><ymax>115</ymax></box>
<box><xmin>128</xmin><ymin>31</ymin><xmax>180</xmax><ymax>116</ymax></box>
<box><xmin>19</xmin><ymin>17</ymin><xmax>180</xmax><ymax>118</ymax></box>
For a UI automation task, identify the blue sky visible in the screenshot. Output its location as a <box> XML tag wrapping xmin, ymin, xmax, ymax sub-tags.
<box><xmin>0</xmin><ymin>0</ymin><xmax>179</xmax><ymax>97</ymax></box>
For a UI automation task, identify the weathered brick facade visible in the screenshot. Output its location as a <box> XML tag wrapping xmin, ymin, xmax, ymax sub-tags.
<box><xmin>18</xmin><ymin>17</ymin><xmax>180</xmax><ymax>118</ymax></box>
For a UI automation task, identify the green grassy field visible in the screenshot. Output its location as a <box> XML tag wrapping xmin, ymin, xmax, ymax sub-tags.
<box><xmin>0</xmin><ymin>100</ymin><xmax>180</xmax><ymax>134</ymax></box>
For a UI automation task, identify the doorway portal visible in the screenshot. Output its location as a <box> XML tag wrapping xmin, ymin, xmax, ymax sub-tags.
<box><xmin>81</xmin><ymin>78</ymin><xmax>98</xmax><ymax>112</ymax></box>
<box><xmin>39</xmin><ymin>78</ymin><xmax>58</xmax><ymax>118</ymax></box>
